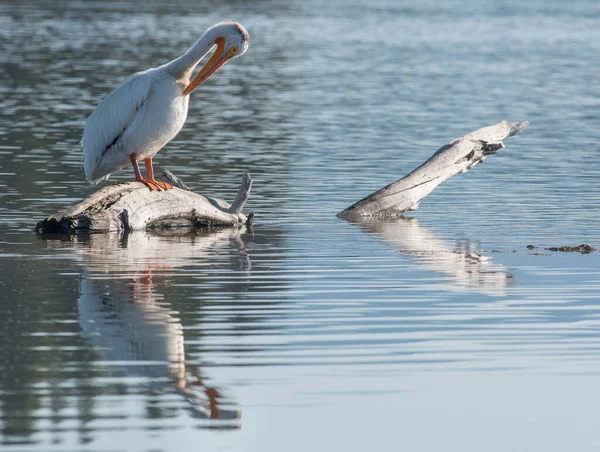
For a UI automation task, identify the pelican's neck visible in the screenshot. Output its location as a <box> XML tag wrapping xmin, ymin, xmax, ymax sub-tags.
<box><xmin>167</xmin><ymin>29</ymin><xmax>219</xmax><ymax>80</ymax></box>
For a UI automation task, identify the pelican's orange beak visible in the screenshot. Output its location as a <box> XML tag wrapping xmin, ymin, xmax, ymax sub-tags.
<box><xmin>183</xmin><ymin>37</ymin><xmax>228</xmax><ymax>96</ymax></box>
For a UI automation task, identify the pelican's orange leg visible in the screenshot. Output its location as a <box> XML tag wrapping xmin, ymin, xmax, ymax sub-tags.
<box><xmin>145</xmin><ymin>158</ymin><xmax>173</xmax><ymax>190</ymax></box>
<box><xmin>130</xmin><ymin>154</ymin><xmax>162</xmax><ymax>191</ymax></box>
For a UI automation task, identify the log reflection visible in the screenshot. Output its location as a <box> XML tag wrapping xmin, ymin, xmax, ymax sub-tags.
<box><xmin>351</xmin><ymin>218</ymin><xmax>510</xmax><ymax>296</ymax></box>
<box><xmin>74</xmin><ymin>230</ymin><xmax>247</xmax><ymax>427</ymax></box>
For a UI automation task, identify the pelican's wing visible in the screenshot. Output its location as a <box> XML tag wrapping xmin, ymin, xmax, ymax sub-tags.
<box><xmin>82</xmin><ymin>72</ymin><xmax>152</xmax><ymax>183</ymax></box>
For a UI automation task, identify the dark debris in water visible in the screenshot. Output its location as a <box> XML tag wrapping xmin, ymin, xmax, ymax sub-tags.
<box><xmin>543</xmin><ymin>244</ymin><xmax>597</xmax><ymax>254</ymax></box>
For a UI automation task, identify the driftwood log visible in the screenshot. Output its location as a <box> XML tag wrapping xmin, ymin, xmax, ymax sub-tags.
<box><xmin>338</xmin><ymin>120</ymin><xmax>529</xmax><ymax>219</ymax></box>
<box><xmin>36</xmin><ymin>172</ymin><xmax>253</xmax><ymax>233</ymax></box>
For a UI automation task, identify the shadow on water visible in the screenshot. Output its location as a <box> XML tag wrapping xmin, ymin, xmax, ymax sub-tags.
<box><xmin>347</xmin><ymin>217</ymin><xmax>511</xmax><ymax>296</ymax></box>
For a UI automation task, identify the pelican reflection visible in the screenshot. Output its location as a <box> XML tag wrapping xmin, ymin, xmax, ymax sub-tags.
<box><xmin>350</xmin><ymin>217</ymin><xmax>510</xmax><ymax>296</ymax></box>
<box><xmin>71</xmin><ymin>230</ymin><xmax>249</xmax><ymax>426</ymax></box>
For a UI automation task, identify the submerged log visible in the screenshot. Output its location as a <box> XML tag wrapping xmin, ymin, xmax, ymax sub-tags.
<box><xmin>338</xmin><ymin>121</ymin><xmax>529</xmax><ymax>219</ymax></box>
<box><xmin>36</xmin><ymin>172</ymin><xmax>253</xmax><ymax>233</ymax></box>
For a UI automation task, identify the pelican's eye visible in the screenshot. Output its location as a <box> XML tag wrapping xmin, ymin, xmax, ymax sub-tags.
<box><xmin>227</xmin><ymin>46</ymin><xmax>239</xmax><ymax>58</ymax></box>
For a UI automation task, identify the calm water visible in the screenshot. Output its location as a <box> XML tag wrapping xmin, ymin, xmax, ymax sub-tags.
<box><xmin>1</xmin><ymin>0</ymin><xmax>600</xmax><ymax>451</ymax></box>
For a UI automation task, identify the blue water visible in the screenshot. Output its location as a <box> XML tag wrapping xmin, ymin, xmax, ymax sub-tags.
<box><xmin>1</xmin><ymin>0</ymin><xmax>600</xmax><ymax>451</ymax></box>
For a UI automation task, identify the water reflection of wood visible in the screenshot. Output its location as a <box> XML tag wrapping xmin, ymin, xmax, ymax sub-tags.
<box><xmin>353</xmin><ymin>218</ymin><xmax>509</xmax><ymax>296</ymax></box>
<box><xmin>74</xmin><ymin>230</ymin><xmax>246</xmax><ymax>427</ymax></box>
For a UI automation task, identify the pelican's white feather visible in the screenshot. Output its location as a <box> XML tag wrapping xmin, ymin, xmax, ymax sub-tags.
<box><xmin>82</xmin><ymin>73</ymin><xmax>153</xmax><ymax>183</ymax></box>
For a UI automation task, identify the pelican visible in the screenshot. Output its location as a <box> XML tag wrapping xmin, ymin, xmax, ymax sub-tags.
<box><xmin>82</xmin><ymin>21</ymin><xmax>249</xmax><ymax>190</ymax></box>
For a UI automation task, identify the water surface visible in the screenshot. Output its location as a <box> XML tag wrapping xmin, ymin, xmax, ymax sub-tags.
<box><xmin>1</xmin><ymin>0</ymin><xmax>600</xmax><ymax>451</ymax></box>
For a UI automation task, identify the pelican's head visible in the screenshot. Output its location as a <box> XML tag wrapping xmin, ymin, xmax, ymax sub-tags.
<box><xmin>183</xmin><ymin>22</ymin><xmax>249</xmax><ymax>96</ymax></box>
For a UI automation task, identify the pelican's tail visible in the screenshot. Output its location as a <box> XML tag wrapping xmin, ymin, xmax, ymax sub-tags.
<box><xmin>83</xmin><ymin>147</ymin><xmax>127</xmax><ymax>185</ymax></box>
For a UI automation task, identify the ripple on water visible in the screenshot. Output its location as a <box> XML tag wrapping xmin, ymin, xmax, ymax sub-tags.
<box><xmin>1</xmin><ymin>0</ymin><xmax>600</xmax><ymax>450</ymax></box>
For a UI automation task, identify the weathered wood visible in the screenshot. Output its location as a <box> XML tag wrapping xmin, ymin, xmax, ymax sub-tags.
<box><xmin>338</xmin><ymin>121</ymin><xmax>529</xmax><ymax>219</ymax></box>
<box><xmin>36</xmin><ymin>172</ymin><xmax>253</xmax><ymax>233</ymax></box>
<box><xmin>226</xmin><ymin>171</ymin><xmax>253</xmax><ymax>215</ymax></box>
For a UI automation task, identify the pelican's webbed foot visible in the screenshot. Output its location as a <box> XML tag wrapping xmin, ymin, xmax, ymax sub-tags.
<box><xmin>149</xmin><ymin>180</ymin><xmax>173</xmax><ymax>190</ymax></box>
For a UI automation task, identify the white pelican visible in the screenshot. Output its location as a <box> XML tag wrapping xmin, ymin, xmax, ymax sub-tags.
<box><xmin>82</xmin><ymin>21</ymin><xmax>249</xmax><ymax>190</ymax></box>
